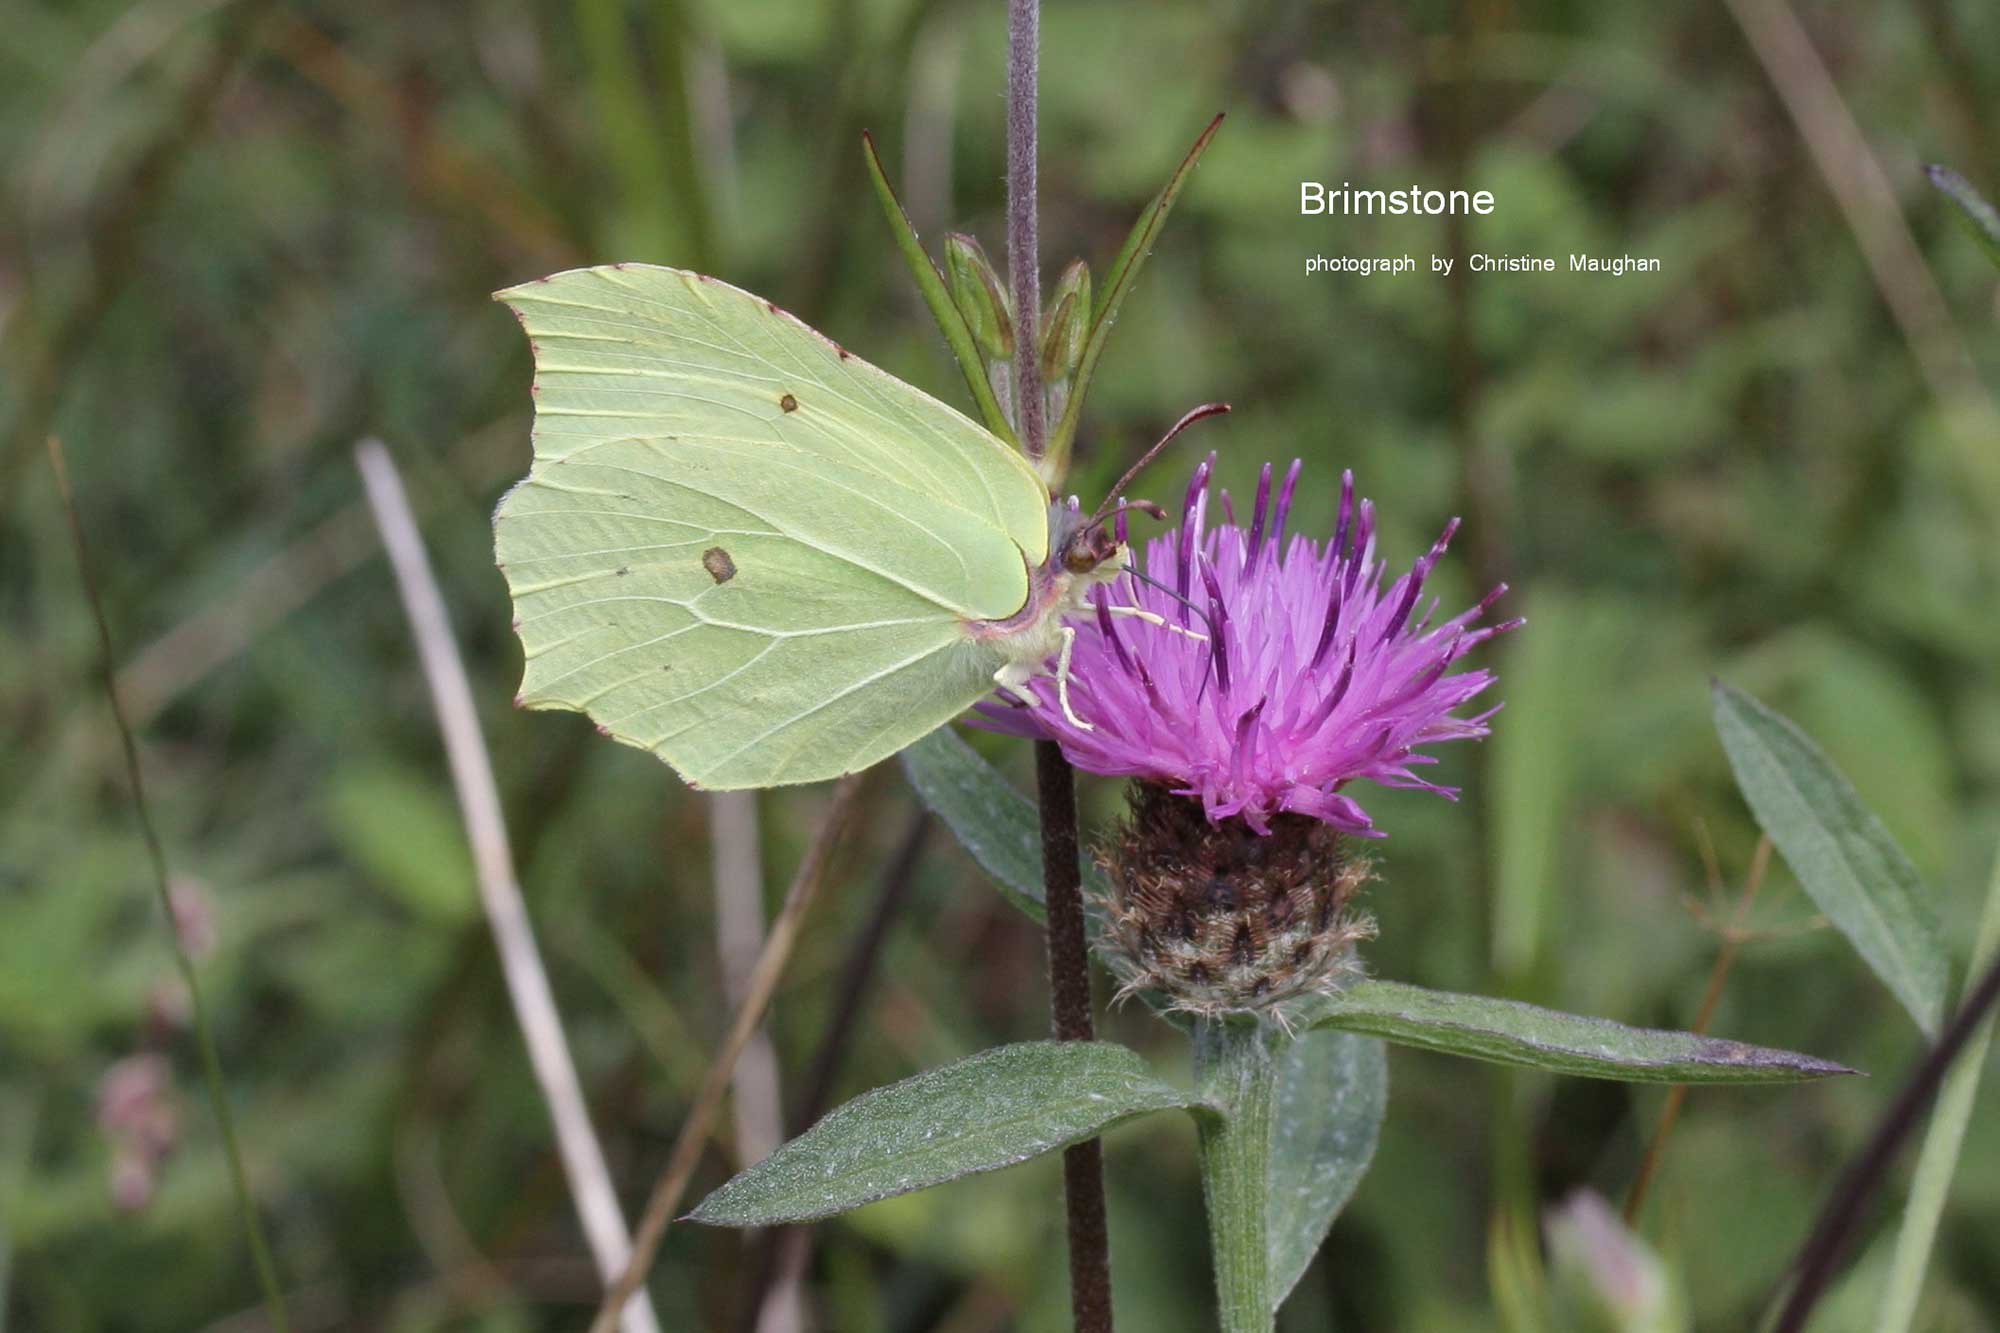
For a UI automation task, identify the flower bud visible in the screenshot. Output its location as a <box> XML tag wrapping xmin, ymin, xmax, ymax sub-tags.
<box><xmin>97</xmin><ymin>1053</ymin><xmax>180</xmax><ymax>1214</ymax></box>
<box><xmin>1097</xmin><ymin>782</ymin><xmax>1373</xmax><ymax>1016</ymax></box>
<box><xmin>943</xmin><ymin>233</ymin><xmax>1013</xmax><ymax>363</ymax></box>
<box><xmin>1544</xmin><ymin>1190</ymin><xmax>1687</xmax><ymax>1333</ymax></box>
<box><xmin>1039</xmin><ymin>259</ymin><xmax>1091</xmax><ymax>384</ymax></box>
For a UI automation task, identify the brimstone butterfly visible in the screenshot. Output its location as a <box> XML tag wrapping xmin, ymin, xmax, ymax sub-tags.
<box><xmin>494</xmin><ymin>264</ymin><xmax>1201</xmax><ymax>789</ymax></box>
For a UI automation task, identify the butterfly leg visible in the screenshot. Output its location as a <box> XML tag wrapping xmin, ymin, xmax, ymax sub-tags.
<box><xmin>1105</xmin><ymin>604</ymin><xmax>1209</xmax><ymax>642</ymax></box>
<box><xmin>992</xmin><ymin>660</ymin><xmax>1040</xmax><ymax>708</ymax></box>
<box><xmin>1055</xmin><ymin>625</ymin><xmax>1094</xmax><ymax>731</ymax></box>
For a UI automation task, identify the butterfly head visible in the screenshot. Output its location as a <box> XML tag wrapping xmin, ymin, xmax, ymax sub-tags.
<box><xmin>1048</xmin><ymin>495</ymin><xmax>1147</xmax><ymax>590</ymax></box>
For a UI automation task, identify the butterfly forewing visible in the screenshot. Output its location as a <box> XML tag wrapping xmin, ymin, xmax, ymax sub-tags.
<box><xmin>495</xmin><ymin>264</ymin><xmax>1046</xmax><ymax>788</ymax></box>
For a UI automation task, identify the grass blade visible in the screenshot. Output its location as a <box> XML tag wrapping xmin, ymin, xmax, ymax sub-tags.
<box><xmin>1926</xmin><ymin>165</ymin><xmax>2000</xmax><ymax>271</ymax></box>
<box><xmin>47</xmin><ymin>438</ymin><xmax>289</xmax><ymax>1331</ymax></box>
<box><xmin>1874</xmin><ymin>842</ymin><xmax>2000</xmax><ymax>1332</ymax></box>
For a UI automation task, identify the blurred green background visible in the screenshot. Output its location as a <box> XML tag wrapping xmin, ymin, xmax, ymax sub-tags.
<box><xmin>6</xmin><ymin>0</ymin><xmax>2000</xmax><ymax>1328</ymax></box>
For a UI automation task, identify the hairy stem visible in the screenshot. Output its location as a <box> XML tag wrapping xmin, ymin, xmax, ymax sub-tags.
<box><xmin>1009</xmin><ymin>0</ymin><xmax>1111</xmax><ymax>1324</ymax></box>
<box><xmin>1194</xmin><ymin>1020</ymin><xmax>1277</xmax><ymax>1333</ymax></box>
<box><xmin>1006</xmin><ymin>0</ymin><xmax>1045</xmax><ymax>457</ymax></box>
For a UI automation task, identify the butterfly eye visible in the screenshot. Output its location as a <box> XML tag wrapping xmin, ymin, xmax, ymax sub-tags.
<box><xmin>1063</xmin><ymin>525</ymin><xmax>1120</xmax><ymax>574</ymax></box>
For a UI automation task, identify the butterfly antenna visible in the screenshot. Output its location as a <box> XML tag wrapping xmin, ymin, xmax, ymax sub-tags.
<box><xmin>1120</xmin><ymin>565</ymin><xmax>1218</xmax><ymax>639</ymax></box>
<box><xmin>1087</xmin><ymin>402</ymin><xmax>1232</xmax><ymax>528</ymax></box>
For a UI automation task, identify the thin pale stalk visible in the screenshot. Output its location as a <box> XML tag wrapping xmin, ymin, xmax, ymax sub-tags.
<box><xmin>1195</xmin><ymin>1020</ymin><xmax>1278</xmax><ymax>1333</ymax></box>
<box><xmin>48</xmin><ymin>438</ymin><xmax>290</xmax><ymax>1332</ymax></box>
<box><xmin>591</xmin><ymin>773</ymin><xmax>867</xmax><ymax>1333</ymax></box>
<box><xmin>1874</xmin><ymin>843</ymin><xmax>2000</xmax><ymax>1332</ymax></box>
<box><xmin>707</xmin><ymin>790</ymin><xmax>801</xmax><ymax>1333</ymax></box>
<box><xmin>355</xmin><ymin>441</ymin><xmax>660</xmax><ymax>1333</ymax></box>
<box><xmin>710</xmin><ymin>791</ymin><xmax>787</xmax><ymax>1171</ymax></box>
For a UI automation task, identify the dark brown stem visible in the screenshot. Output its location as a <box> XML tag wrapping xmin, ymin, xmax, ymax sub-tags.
<box><xmin>1038</xmin><ymin>740</ymin><xmax>1112</xmax><ymax>1332</ymax></box>
<box><xmin>1008</xmin><ymin>2</ymin><xmax>1109</xmax><ymax>1321</ymax></box>
<box><xmin>1775</xmin><ymin>951</ymin><xmax>2000</xmax><ymax>1332</ymax></box>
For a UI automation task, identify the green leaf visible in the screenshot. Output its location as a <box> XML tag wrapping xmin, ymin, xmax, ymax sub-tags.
<box><xmin>1304</xmin><ymin>981</ymin><xmax>1854</xmax><ymax>1084</ymax></box>
<box><xmin>688</xmin><ymin>1041</ymin><xmax>1204</xmax><ymax>1226</ymax></box>
<box><xmin>1044</xmin><ymin>113</ymin><xmax>1223</xmax><ymax>478</ymax></box>
<box><xmin>860</xmin><ymin>132</ymin><xmax>1018</xmax><ymax>447</ymax></box>
<box><xmin>1712</xmin><ymin>680</ymin><xmax>1948</xmax><ymax>1036</ymax></box>
<box><xmin>324</xmin><ymin>764</ymin><xmax>476</xmax><ymax>924</ymax></box>
<box><xmin>899</xmin><ymin>728</ymin><xmax>1114</xmax><ymax>924</ymax></box>
<box><xmin>1268</xmin><ymin>1030</ymin><xmax>1387</xmax><ymax>1307</ymax></box>
<box><xmin>1926</xmin><ymin>165</ymin><xmax>2000</xmax><ymax>271</ymax></box>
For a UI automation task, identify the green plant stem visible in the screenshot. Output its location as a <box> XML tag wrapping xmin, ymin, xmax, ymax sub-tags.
<box><xmin>1875</xmin><ymin>843</ymin><xmax>2000</xmax><ymax>1332</ymax></box>
<box><xmin>47</xmin><ymin>439</ymin><xmax>289</xmax><ymax>1331</ymax></box>
<box><xmin>1195</xmin><ymin>1020</ymin><xmax>1279</xmax><ymax>1333</ymax></box>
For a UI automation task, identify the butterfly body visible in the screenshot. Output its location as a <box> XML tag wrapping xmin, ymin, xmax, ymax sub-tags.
<box><xmin>495</xmin><ymin>264</ymin><xmax>1125</xmax><ymax>789</ymax></box>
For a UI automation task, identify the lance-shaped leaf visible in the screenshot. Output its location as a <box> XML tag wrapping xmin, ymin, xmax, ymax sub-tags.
<box><xmin>1927</xmin><ymin>165</ymin><xmax>2000</xmax><ymax>271</ymax></box>
<box><xmin>1268</xmin><ymin>1030</ymin><xmax>1387</xmax><ymax>1307</ymax></box>
<box><xmin>688</xmin><ymin>1041</ymin><xmax>1204</xmax><ymax>1226</ymax></box>
<box><xmin>1304</xmin><ymin>981</ymin><xmax>1853</xmax><ymax>1084</ymax></box>
<box><xmin>899</xmin><ymin>727</ymin><xmax>1114</xmax><ymax>924</ymax></box>
<box><xmin>860</xmin><ymin>131</ymin><xmax>1018</xmax><ymax>446</ymax></box>
<box><xmin>1713</xmin><ymin>680</ymin><xmax>1947</xmax><ymax>1036</ymax></box>
<box><xmin>1043</xmin><ymin>113</ymin><xmax>1224</xmax><ymax>479</ymax></box>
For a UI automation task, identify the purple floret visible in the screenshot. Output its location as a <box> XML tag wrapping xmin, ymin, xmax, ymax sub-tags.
<box><xmin>974</xmin><ymin>456</ymin><xmax>1520</xmax><ymax>836</ymax></box>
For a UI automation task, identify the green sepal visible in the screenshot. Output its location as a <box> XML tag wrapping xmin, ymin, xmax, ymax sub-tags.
<box><xmin>1039</xmin><ymin>259</ymin><xmax>1091</xmax><ymax>383</ymax></box>
<box><xmin>944</xmin><ymin>232</ymin><xmax>1014</xmax><ymax>362</ymax></box>
<box><xmin>860</xmin><ymin>132</ymin><xmax>1019</xmax><ymax>447</ymax></box>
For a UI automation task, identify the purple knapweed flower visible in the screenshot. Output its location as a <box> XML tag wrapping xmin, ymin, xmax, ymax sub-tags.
<box><xmin>977</xmin><ymin>456</ymin><xmax>1518</xmax><ymax>838</ymax></box>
